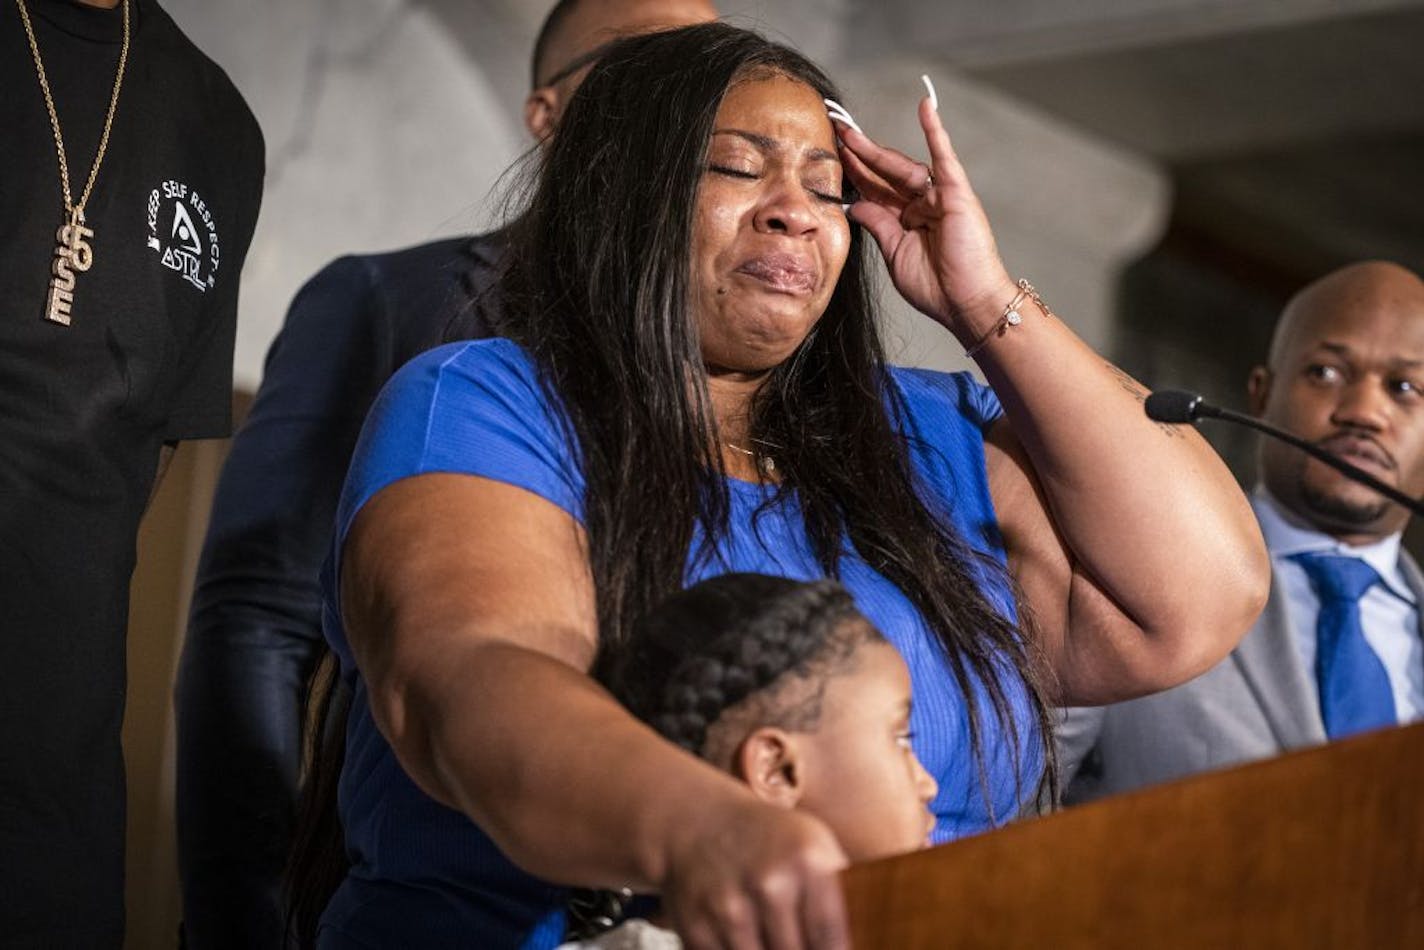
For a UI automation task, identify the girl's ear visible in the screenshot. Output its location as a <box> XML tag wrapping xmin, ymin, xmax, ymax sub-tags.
<box><xmin>733</xmin><ymin>727</ymin><xmax>805</xmax><ymax>809</ymax></box>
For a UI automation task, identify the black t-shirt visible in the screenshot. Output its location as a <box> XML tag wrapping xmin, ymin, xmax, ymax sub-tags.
<box><xmin>0</xmin><ymin>0</ymin><xmax>263</xmax><ymax>942</ymax></box>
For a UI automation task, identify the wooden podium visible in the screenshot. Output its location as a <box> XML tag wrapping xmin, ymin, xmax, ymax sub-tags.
<box><xmin>842</xmin><ymin>723</ymin><xmax>1424</xmax><ymax>948</ymax></box>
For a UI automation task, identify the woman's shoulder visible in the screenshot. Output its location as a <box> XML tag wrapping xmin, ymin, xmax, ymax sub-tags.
<box><xmin>395</xmin><ymin>336</ymin><xmax>539</xmax><ymax>388</ymax></box>
<box><xmin>340</xmin><ymin>337</ymin><xmax>582</xmax><ymax>537</ymax></box>
<box><xmin>884</xmin><ymin>365</ymin><xmax>1004</xmax><ymax>529</ymax></box>
<box><xmin>886</xmin><ymin>364</ymin><xmax>1003</xmax><ymax>430</ymax></box>
<box><xmin>378</xmin><ymin>337</ymin><xmax>558</xmax><ymax>430</ymax></box>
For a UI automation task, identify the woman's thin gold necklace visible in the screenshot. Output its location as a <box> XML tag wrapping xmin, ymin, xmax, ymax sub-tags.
<box><xmin>725</xmin><ymin>440</ymin><xmax>776</xmax><ymax>475</ymax></box>
<box><xmin>16</xmin><ymin>0</ymin><xmax>132</xmax><ymax>326</ymax></box>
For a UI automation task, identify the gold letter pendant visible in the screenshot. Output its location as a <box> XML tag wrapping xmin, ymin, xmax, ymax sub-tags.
<box><xmin>46</xmin><ymin>210</ymin><xmax>95</xmax><ymax>326</ymax></box>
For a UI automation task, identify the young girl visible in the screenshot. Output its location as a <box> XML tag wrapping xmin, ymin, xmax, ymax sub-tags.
<box><xmin>563</xmin><ymin>573</ymin><xmax>938</xmax><ymax>947</ymax></box>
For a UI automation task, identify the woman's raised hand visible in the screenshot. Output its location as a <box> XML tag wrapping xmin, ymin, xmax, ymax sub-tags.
<box><xmin>834</xmin><ymin>87</ymin><xmax>1016</xmax><ymax>339</ymax></box>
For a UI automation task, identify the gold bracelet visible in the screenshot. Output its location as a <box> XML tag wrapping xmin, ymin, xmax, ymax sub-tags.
<box><xmin>963</xmin><ymin>279</ymin><xmax>1055</xmax><ymax>359</ymax></box>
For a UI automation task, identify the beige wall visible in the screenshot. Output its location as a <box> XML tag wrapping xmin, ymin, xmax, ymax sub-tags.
<box><xmin>123</xmin><ymin>431</ymin><xmax>234</xmax><ymax>949</ymax></box>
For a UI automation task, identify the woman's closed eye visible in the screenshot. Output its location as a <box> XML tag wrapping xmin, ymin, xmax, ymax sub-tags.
<box><xmin>708</xmin><ymin>163</ymin><xmax>758</xmax><ymax>181</ymax></box>
<box><xmin>707</xmin><ymin>164</ymin><xmax>846</xmax><ymax>205</ymax></box>
<box><xmin>805</xmin><ymin>180</ymin><xmax>844</xmax><ymax>204</ymax></box>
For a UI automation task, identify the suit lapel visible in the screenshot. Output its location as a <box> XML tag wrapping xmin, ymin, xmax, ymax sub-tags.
<box><xmin>1398</xmin><ymin>553</ymin><xmax>1424</xmax><ymax>705</ymax></box>
<box><xmin>1231</xmin><ymin>576</ymin><xmax>1327</xmax><ymax>748</ymax></box>
<box><xmin>1398</xmin><ymin>551</ymin><xmax>1424</xmax><ymax>625</ymax></box>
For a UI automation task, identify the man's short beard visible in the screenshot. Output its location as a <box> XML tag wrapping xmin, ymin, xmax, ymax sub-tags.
<box><xmin>1300</xmin><ymin>479</ymin><xmax>1390</xmax><ymax>527</ymax></box>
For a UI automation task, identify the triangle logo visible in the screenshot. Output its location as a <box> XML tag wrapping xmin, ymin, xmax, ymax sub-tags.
<box><xmin>170</xmin><ymin>202</ymin><xmax>202</xmax><ymax>254</ymax></box>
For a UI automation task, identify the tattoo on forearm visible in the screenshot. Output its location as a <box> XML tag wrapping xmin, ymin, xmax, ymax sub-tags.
<box><xmin>1105</xmin><ymin>363</ymin><xmax>1182</xmax><ymax>438</ymax></box>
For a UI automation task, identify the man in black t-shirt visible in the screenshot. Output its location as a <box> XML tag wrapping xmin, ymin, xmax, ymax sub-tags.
<box><xmin>0</xmin><ymin>1</ymin><xmax>263</xmax><ymax>945</ymax></box>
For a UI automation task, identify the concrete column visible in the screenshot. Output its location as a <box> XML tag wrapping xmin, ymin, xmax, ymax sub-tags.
<box><xmin>834</xmin><ymin>59</ymin><xmax>1170</xmax><ymax>374</ymax></box>
<box><xmin>166</xmin><ymin>0</ymin><xmax>527</xmax><ymax>390</ymax></box>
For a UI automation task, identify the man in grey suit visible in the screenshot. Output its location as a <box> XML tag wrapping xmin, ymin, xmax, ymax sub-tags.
<box><xmin>1061</xmin><ymin>260</ymin><xmax>1424</xmax><ymax>800</ymax></box>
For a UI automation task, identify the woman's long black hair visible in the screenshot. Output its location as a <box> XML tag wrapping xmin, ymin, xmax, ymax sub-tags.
<box><xmin>497</xmin><ymin>22</ymin><xmax>1056</xmax><ymax>810</ymax></box>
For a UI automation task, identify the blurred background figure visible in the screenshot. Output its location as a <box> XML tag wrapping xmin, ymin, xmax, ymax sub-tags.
<box><xmin>1060</xmin><ymin>261</ymin><xmax>1424</xmax><ymax>800</ymax></box>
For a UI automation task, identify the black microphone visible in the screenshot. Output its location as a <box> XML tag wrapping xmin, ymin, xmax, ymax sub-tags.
<box><xmin>1145</xmin><ymin>389</ymin><xmax>1424</xmax><ymax>519</ymax></box>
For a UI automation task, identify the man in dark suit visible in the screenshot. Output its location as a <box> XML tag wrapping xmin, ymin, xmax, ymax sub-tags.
<box><xmin>172</xmin><ymin>2</ymin><xmax>717</xmax><ymax>945</ymax></box>
<box><xmin>1062</xmin><ymin>260</ymin><xmax>1424</xmax><ymax>801</ymax></box>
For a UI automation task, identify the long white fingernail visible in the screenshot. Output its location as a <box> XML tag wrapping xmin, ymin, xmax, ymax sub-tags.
<box><xmin>825</xmin><ymin>102</ymin><xmax>862</xmax><ymax>131</ymax></box>
<box><xmin>921</xmin><ymin>74</ymin><xmax>938</xmax><ymax>111</ymax></box>
<box><xmin>824</xmin><ymin>97</ymin><xmax>863</xmax><ymax>135</ymax></box>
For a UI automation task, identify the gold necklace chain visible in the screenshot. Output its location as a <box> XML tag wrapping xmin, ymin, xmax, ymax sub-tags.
<box><xmin>15</xmin><ymin>0</ymin><xmax>131</xmax><ymax>325</ymax></box>
<box><xmin>724</xmin><ymin>440</ymin><xmax>777</xmax><ymax>474</ymax></box>
<box><xmin>17</xmin><ymin>0</ymin><xmax>131</xmax><ymax>219</ymax></box>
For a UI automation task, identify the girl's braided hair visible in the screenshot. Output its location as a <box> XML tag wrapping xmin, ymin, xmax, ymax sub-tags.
<box><xmin>594</xmin><ymin>573</ymin><xmax>884</xmax><ymax>755</ymax></box>
<box><xmin>568</xmin><ymin>574</ymin><xmax>883</xmax><ymax>940</ymax></box>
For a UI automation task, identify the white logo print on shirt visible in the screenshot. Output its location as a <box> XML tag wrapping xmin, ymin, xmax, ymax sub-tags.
<box><xmin>146</xmin><ymin>179</ymin><xmax>221</xmax><ymax>292</ymax></box>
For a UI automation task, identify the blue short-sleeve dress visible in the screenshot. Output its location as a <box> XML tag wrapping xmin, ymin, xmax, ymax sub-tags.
<box><xmin>317</xmin><ymin>338</ymin><xmax>1042</xmax><ymax>949</ymax></box>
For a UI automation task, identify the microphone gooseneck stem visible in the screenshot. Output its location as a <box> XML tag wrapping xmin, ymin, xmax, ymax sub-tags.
<box><xmin>1204</xmin><ymin>405</ymin><xmax>1424</xmax><ymax>519</ymax></box>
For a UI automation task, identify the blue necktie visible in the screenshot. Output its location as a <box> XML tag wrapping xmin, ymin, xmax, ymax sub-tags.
<box><xmin>1292</xmin><ymin>553</ymin><xmax>1398</xmax><ymax>739</ymax></box>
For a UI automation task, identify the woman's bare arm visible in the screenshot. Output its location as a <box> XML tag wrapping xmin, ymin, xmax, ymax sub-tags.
<box><xmin>982</xmin><ymin>370</ymin><xmax>1265</xmax><ymax>706</ymax></box>
<box><xmin>838</xmin><ymin>97</ymin><xmax>1269</xmax><ymax>705</ymax></box>
<box><xmin>341</xmin><ymin>473</ymin><xmax>850</xmax><ymax>949</ymax></box>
